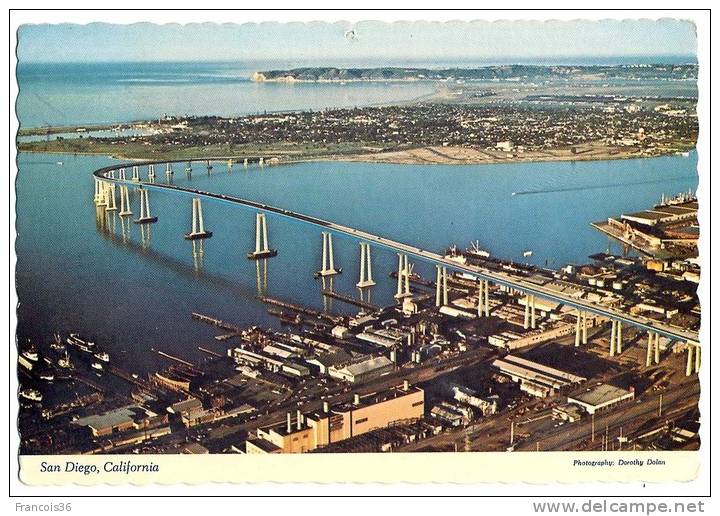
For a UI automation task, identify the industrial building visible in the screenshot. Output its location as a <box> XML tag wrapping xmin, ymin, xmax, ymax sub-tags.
<box><xmin>72</xmin><ymin>405</ymin><xmax>160</xmax><ymax>438</ymax></box>
<box><xmin>492</xmin><ymin>355</ymin><xmax>586</xmax><ymax>398</ymax></box>
<box><xmin>328</xmin><ymin>355</ymin><xmax>395</xmax><ymax>383</ymax></box>
<box><xmin>567</xmin><ymin>383</ymin><xmax>635</xmax><ymax>414</ymax></box>
<box><xmin>246</xmin><ymin>382</ymin><xmax>424</xmax><ymax>453</ymax></box>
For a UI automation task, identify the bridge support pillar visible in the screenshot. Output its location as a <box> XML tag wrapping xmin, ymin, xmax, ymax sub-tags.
<box><xmin>435</xmin><ymin>266</ymin><xmax>448</xmax><ymax>307</ymax></box>
<box><xmin>395</xmin><ymin>254</ymin><xmax>411</xmax><ymax>299</ymax></box>
<box><xmin>247</xmin><ymin>213</ymin><xmax>276</xmax><ymax>259</ymax></box>
<box><xmin>523</xmin><ymin>295</ymin><xmax>530</xmax><ymax>329</ymax></box>
<box><xmin>609</xmin><ymin>320</ymin><xmax>617</xmax><ymax>356</ymax></box>
<box><xmin>185</xmin><ymin>197</ymin><xmax>213</xmax><ymax>239</ymax></box>
<box><xmin>97</xmin><ymin>181</ymin><xmax>108</xmax><ymax>207</ymax></box>
<box><xmin>477</xmin><ymin>282</ymin><xmax>484</xmax><ymax>318</ymax></box>
<box><xmin>133</xmin><ymin>188</ymin><xmax>158</xmax><ymax>224</ymax></box>
<box><xmin>695</xmin><ymin>345</ymin><xmax>701</xmax><ymax>374</ymax></box>
<box><xmin>93</xmin><ymin>179</ymin><xmax>103</xmax><ymax>204</ymax></box>
<box><xmin>616</xmin><ymin>321</ymin><xmax>623</xmax><ymax>354</ymax></box>
<box><xmin>483</xmin><ymin>280</ymin><xmax>490</xmax><ymax>317</ymax></box>
<box><xmin>396</xmin><ymin>254</ymin><xmax>405</xmax><ymax>299</ymax></box>
<box><xmin>575</xmin><ymin>311</ymin><xmax>582</xmax><ymax>347</ymax></box>
<box><xmin>582</xmin><ymin>312</ymin><xmax>588</xmax><ymax>345</ymax></box>
<box><xmin>686</xmin><ymin>345</ymin><xmax>694</xmax><ymax>376</ymax></box>
<box><xmin>530</xmin><ymin>295</ymin><xmax>536</xmax><ymax>329</ymax></box>
<box><xmin>134</xmin><ymin>166</ymin><xmax>142</xmax><ymax>182</ymax></box>
<box><xmin>166</xmin><ymin>162</ymin><xmax>173</xmax><ymax>180</ymax></box>
<box><xmin>119</xmin><ymin>185</ymin><xmax>132</xmax><ymax>217</ymax></box>
<box><xmin>357</xmin><ymin>243</ymin><xmax>376</xmax><ymax>288</ymax></box>
<box><xmin>119</xmin><ymin>168</ymin><xmax>126</xmax><ymax>181</ymax></box>
<box><xmin>317</xmin><ymin>232</ymin><xmax>339</xmax><ymax>277</ymax></box>
<box><xmin>105</xmin><ymin>183</ymin><xmax>117</xmax><ymax>211</ymax></box>
<box><xmin>646</xmin><ymin>331</ymin><xmax>654</xmax><ymax>367</ymax></box>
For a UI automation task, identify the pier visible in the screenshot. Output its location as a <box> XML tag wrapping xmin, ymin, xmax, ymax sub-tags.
<box><xmin>320</xmin><ymin>289</ymin><xmax>379</xmax><ymax>311</ymax></box>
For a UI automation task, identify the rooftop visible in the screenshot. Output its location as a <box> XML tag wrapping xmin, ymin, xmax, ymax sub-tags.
<box><xmin>569</xmin><ymin>383</ymin><xmax>634</xmax><ymax>407</ymax></box>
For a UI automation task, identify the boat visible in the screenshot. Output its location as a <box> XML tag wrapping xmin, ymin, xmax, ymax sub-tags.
<box><xmin>523</xmin><ymin>250</ymin><xmax>533</xmax><ymax>258</ymax></box>
<box><xmin>57</xmin><ymin>351</ymin><xmax>73</xmax><ymax>369</ymax></box>
<box><xmin>91</xmin><ymin>362</ymin><xmax>104</xmax><ymax>371</ymax></box>
<box><xmin>49</xmin><ymin>333</ymin><xmax>65</xmax><ymax>351</ymax></box>
<box><xmin>38</xmin><ymin>370</ymin><xmax>55</xmax><ymax>382</ymax></box>
<box><xmin>66</xmin><ymin>333</ymin><xmax>96</xmax><ymax>353</ymax></box>
<box><xmin>466</xmin><ymin>240</ymin><xmax>490</xmax><ymax>259</ymax></box>
<box><xmin>444</xmin><ymin>245</ymin><xmax>467</xmax><ymax>265</ymax></box>
<box><xmin>20</xmin><ymin>389</ymin><xmax>42</xmax><ymax>402</ymax></box>
<box><xmin>21</xmin><ymin>349</ymin><xmax>39</xmax><ymax>362</ymax></box>
<box><xmin>21</xmin><ymin>342</ymin><xmax>39</xmax><ymax>362</ymax></box>
<box><xmin>313</xmin><ymin>267</ymin><xmax>343</xmax><ymax>278</ymax></box>
<box><xmin>93</xmin><ymin>351</ymin><xmax>110</xmax><ymax>362</ymax></box>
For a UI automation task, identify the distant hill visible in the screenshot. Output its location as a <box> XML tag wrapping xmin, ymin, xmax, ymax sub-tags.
<box><xmin>251</xmin><ymin>65</ymin><xmax>697</xmax><ymax>83</ymax></box>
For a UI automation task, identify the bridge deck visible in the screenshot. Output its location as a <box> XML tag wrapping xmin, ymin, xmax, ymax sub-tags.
<box><xmin>93</xmin><ymin>159</ymin><xmax>699</xmax><ymax>346</ymax></box>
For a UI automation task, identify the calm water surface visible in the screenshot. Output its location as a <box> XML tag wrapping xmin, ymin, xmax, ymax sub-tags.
<box><xmin>15</xmin><ymin>151</ymin><xmax>698</xmax><ymax>373</ymax></box>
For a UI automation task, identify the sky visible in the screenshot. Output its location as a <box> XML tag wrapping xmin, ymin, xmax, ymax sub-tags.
<box><xmin>17</xmin><ymin>19</ymin><xmax>697</xmax><ymax>64</ymax></box>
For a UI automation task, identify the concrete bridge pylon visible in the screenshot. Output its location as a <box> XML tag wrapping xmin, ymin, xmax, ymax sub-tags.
<box><xmin>248</xmin><ymin>213</ymin><xmax>277</xmax><ymax>259</ymax></box>
<box><xmin>184</xmin><ymin>197</ymin><xmax>213</xmax><ymax>240</ymax></box>
<box><xmin>357</xmin><ymin>242</ymin><xmax>376</xmax><ymax>288</ymax></box>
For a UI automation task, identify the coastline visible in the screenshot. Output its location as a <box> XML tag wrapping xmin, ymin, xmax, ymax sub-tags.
<box><xmin>17</xmin><ymin>140</ymin><xmax>696</xmax><ymax>167</ymax></box>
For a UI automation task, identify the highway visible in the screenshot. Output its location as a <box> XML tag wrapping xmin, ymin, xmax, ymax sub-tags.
<box><xmin>93</xmin><ymin>158</ymin><xmax>700</xmax><ymax>346</ymax></box>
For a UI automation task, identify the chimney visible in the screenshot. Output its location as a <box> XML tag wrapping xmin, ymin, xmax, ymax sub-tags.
<box><xmin>403</xmin><ymin>380</ymin><xmax>410</xmax><ymax>391</ymax></box>
<box><xmin>286</xmin><ymin>412</ymin><xmax>292</xmax><ymax>433</ymax></box>
<box><xmin>354</xmin><ymin>393</ymin><xmax>360</xmax><ymax>405</ymax></box>
<box><xmin>323</xmin><ymin>401</ymin><xmax>330</xmax><ymax>413</ymax></box>
<box><xmin>296</xmin><ymin>409</ymin><xmax>302</xmax><ymax>430</ymax></box>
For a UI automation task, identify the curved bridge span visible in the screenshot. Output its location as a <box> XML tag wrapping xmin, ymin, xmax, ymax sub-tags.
<box><xmin>93</xmin><ymin>158</ymin><xmax>700</xmax><ymax>347</ymax></box>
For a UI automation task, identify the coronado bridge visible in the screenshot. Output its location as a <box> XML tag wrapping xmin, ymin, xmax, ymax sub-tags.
<box><xmin>92</xmin><ymin>157</ymin><xmax>701</xmax><ymax>374</ymax></box>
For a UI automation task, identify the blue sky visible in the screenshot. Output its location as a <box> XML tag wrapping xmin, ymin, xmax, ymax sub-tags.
<box><xmin>17</xmin><ymin>19</ymin><xmax>696</xmax><ymax>64</ymax></box>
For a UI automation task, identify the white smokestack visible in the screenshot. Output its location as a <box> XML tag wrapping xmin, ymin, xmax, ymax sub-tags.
<box><xmin>296</xmin><ymin>409</ymin><xmax>302</xmax><ymax>430</ymax></box>
<box><xmin>286</xmin><ymin>412</ymin><xmax>292</xmax><ymax>433</ymax></box>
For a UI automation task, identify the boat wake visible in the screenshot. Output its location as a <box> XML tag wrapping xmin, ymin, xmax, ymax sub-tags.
<box><xmin>511</xmin><ymin>175</ymin><xmax>696</xmax><ymax>196</ymax></box>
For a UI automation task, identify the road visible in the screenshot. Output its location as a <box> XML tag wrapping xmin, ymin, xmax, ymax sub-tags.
<box><xmin>94</xmin><ymin>159</ymin><xmax>699</xmax><ymax>346</ymax></box>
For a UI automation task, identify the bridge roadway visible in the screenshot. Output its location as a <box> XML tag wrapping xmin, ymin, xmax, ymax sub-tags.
<box><xmin>93</xmin><ymin>159</ymin><xmax>700</xmax><ymax>346</ymax></box>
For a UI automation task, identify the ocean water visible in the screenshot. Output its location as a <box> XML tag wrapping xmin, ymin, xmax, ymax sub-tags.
<box><xmin>16</xmin><ymin>62</ymin><xmax>438</xmax><ymax>127</ymax></box>
<box><xmin>15</xmin><ymin>151</ymin><xmax>698</xmax><ymax>373</ymax></box>
<box><xmin>15</xmin><ymin>60</ymin><xmax>697</xmax><ymax>127</ymax></box>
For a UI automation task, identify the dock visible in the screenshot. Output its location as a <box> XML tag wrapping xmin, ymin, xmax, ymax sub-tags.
<box><xmin>321</xmin><ymin>289</ymin><xmax>379</xmax><ymax>311</ymax></box>
<box><xmin>258</xmin><ymin>296</ymin><xmax>342</xmax><ymax>324</ymax></box>
<box><xmin>191</xmin><ymin>312</ymin><xmax>241</xmax><ymax>333</ymax></box>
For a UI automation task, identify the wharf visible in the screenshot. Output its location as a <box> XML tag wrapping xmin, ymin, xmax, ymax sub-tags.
<box><xmin>191</xmin><ymin>312</ymin><xmax>241</xmax><ymax>333</ymax></box>
<box><xmin>258</xmin><ymin>296</ymin><xmax>343</xmax><ymax>324</ymax></box>
<box><xmin>321</xmin><ymin>289</ymin><xmax>379</xmax><ymax>311</ymax></box>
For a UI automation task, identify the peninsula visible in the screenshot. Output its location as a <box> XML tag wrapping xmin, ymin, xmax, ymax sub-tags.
<box><xmin>251</xmin><ymin>64</ymin><xmax>697</xmax><ymax>83</ymax></box>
